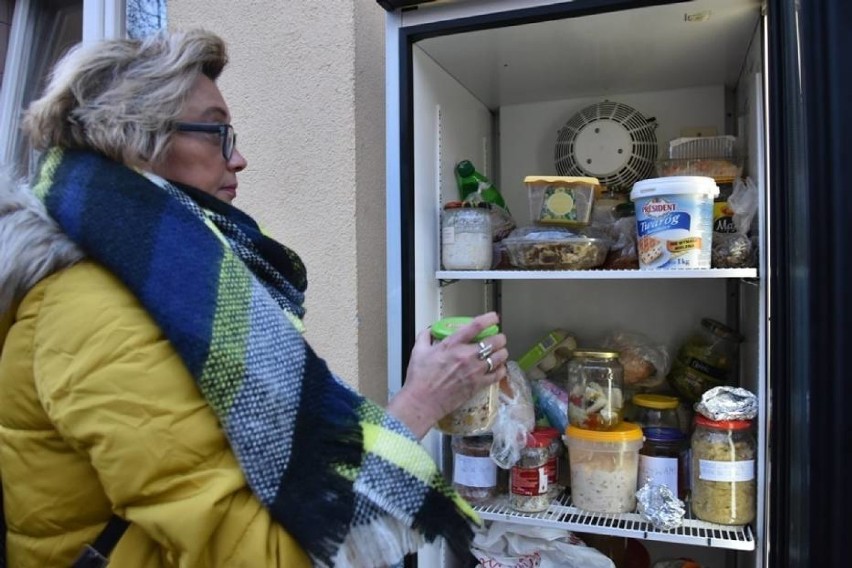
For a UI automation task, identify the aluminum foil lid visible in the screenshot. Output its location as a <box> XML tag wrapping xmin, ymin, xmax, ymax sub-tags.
<box><xmin>636</xmin><ymin>482</ymin><xmax>685</xmax><ymax>531</ymax></box>
<box><xmin>695</xmin><ymin>386</ymin><xmax>758</xmax><ymax>421</ymax></box>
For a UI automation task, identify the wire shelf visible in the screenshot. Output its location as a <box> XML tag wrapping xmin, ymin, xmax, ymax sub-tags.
<box><xmin>474</xmin><ymin>493</ymin><xmax>755</xmax><ymax>551</ymax></box>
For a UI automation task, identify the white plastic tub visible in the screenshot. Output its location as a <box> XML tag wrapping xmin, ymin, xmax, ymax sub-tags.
<box><xmin>630</xmin><ymin>176</ymin><xmax>719</xmax><ymax>269</ymax></box>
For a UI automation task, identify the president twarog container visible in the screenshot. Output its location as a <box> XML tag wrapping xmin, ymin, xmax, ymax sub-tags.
<box><xmin>630</xmin><ymin>176</ymin><xmax>719</xmax><ymax>270</ymax></box>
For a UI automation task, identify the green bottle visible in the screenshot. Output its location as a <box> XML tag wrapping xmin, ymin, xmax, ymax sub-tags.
<box><xmin>455</xmin><ymin>160</ymin><xmax>510</xmax><ymax>212</ymax></box>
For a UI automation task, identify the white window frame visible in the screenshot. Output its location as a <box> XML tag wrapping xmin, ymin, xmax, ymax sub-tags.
<box><xmin>0</xmin><ymin>0</ymin><xmax>125</xmax><ymax>164</ymax></box>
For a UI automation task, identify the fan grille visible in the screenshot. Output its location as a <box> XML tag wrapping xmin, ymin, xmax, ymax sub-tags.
<box><xmin>555</xmin><ymin>101</ymin><xmax>658</xmax><ymax>192</ymax></box>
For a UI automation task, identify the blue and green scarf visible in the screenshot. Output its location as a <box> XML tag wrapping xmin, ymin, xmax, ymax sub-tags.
<box><xmin>34</xmin><ymin>148</ymin><xmax>477</xmax><ymax>566</ymax></box>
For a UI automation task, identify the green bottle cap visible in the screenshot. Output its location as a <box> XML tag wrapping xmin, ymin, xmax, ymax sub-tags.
<box><xmin>456</xmin><ymin>160</ymin><xmax>475</xmax><ymax>177</ymax></box>
<box><xmin>431</xmin><ymin>316</ymin><xmax>499</xmax><ymax>342</ymax></box>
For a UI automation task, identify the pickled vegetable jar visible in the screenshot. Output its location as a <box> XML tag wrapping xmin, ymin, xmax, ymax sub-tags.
<box><xmin>668</xmin><ymin>319</ymin><xmax>743</xmax><ymax>402</ymax></box>
<box><xmin>567</xmin><ymin>349</ymin><xmax>624</xmax><ymax>430</ymax></box>
<box><xmin>431</xmin><ymin>317</ymin><xmax>500</xmax><ymax>435</ymax></box>
<box><xmin>690</xmin><ymin>415</ymin><xmax>755</xmax><ymax>525</ymax></box>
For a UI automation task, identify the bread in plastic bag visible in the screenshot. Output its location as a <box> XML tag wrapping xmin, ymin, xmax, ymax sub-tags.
<box><xmin>489</xmin><ymin>362</ymin><xmax>535</xmax><ymax>469</ymax></box>
<box><xmin>712</xmin><ymin>177</ymin><xmax>758</xmax><ymax>268</ymax></box>
<box><xmin>602</xmin><ymin>331</ymin><xmax>671</xmax><ymax>390</ymax></box>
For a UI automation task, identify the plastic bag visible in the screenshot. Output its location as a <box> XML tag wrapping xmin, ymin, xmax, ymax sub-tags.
<box><xmin>490</xmin><ymin>362</ymin><xmax>535</xmax><ymax>469</ymax></box>
<box><xmin>712</xmin><ymin>177</ymin><xmax>758</xmax><ymax>268</ymax></box>
<box><xmin>471</xmin><ymin>522</ymin><xmax>615</xmax><ymax>568</ymax></box>
<box><xmin>602</xmin><ymin>215</ymin><xmax>639</xmax><ymax>270</ymax></box>
<box><xmin>530</xmin><ymin>378</ymin><xmax>569</xmax><ymax>433</ymax></box>
<box><xmin>601</xmin><ymin>331</ymin><xmax>670</xmax><ymax>390</ymax></box>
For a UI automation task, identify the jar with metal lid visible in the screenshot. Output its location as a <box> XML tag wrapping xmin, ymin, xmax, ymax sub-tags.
<box><xmin>431</xmin><ymin>317</ymin><xmax>500</xmax><ymax>435</ymax></box>
<box><xmin>509</xmin><ymin>431</ymin><xmax>551</xmax><ymax>513</ymax></box>
<box><xmin>451</xmin><ymin>435</ymin><xmax>497</xmax><ymax>505</ymax></box>
<box><xmin>690</xmin><ymin>415</ymin><xmax>755</xmax><ymax>525</ymax></box>
<box><xmin>533</xmin><ymin>426</ymin><xmax>562</xmax><ymax>498</ymax></box>
<box><xmin>441</xmin><ymin>201</ymin><xmax>492</xmax><ymax>270</ymax></box>
<box><xmin>638</xmin><ymin>427</ymin><xmax>688</xmax><ymax>499</ymax></box>
<box><xmin>668</xmin><ymin>318</ymin><xmax>744</xmax><ymax>402</ymax></box>
<box><xmin>631</xmin><ymin>394</ymin><xmax>683</xmax><ymax>432</ymax></box>
<box><xmin>567</xmin><ymin>349</ymin><xmax>624</xmax><ymax>430</ymax></box>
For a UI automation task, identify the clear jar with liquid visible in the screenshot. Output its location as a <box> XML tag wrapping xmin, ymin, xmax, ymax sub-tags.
<box><xmin>567</xmin><ymin>349</ymin><xmax>624</xmax><ymax>430</ymax></box>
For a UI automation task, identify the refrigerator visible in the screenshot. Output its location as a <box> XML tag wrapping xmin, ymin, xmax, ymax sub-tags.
<box><xmin>379</xmin><ymin>0</ymin><xmax>851</xmax><ymax>566</ymax></box>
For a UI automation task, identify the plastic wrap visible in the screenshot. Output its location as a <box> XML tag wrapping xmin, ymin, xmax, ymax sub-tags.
<box><xmin>471</xmin><ymin>522</ymin><xmax>616</xmax><ymax>568</ymax></box>
<box><xmin>712</xmin><ymin>177</ymin><xmax>758</xmax><ymax>268</ymax></box>
<box><xmin>601</xmin><ymin>331</ymin><xmax>670</xmax><ymax>390</ymax></box>
<box><xmin>490</xmin><ymin>362</ymin><xmax>536</xmax><ymax>469</ymax></box>
<box><xmin>530</xmin><ymin>378</ymin><xmax>569</xmax><ymax>433</ymax></box>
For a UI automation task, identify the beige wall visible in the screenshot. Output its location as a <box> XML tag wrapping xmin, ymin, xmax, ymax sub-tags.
<box><xmin>169</xmin><ymin>1</ymin><xmax>388</xmax><ymax>402</ymax></box>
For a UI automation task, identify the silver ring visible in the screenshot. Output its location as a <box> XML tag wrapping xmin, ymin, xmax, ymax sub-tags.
<box><xmin>477</xmin><ymin>341</ymin><xmax>494</xmax><ymax>360</ymax></box>
<box><xmin>485</xmin><ymin>356</ymin><xmax>494</xmax><ymax>374</ymax></box>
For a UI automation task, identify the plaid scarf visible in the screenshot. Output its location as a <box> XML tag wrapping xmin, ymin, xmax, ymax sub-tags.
<box><xmin>34</xmin><ymin>148</ymin><xmax>477</xmax><ymax>567</ymax></box>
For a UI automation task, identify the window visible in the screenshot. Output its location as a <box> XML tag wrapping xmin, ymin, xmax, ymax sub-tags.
<box><xmin>126</xmin><ymin>0</ymin><xmax>166</xmax><ymax>39</ymax></box>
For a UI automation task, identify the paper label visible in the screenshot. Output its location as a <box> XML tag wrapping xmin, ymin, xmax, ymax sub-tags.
<box><xmin>453</xmin><ymin>454</ymin><xmax>497</xmax><ymax>488</ymax></box>
<box><xmin>698</xmin><ymin>459</ymin><xmax>755</xmax><ymax>482</ymax></box>
<box><xmin>638</xmin><ymin>455</ymin><xmax>679</xmax><ymax>493</ymax></box>
<box><xmin>511</xmin><ymin>466</ymin><xmax>548</xmax><ymax>496</ymax></box>
<box><xmin>441</xmin><ymin>227</ymin><xmax>455</xmax><ymax>244</ymax></box>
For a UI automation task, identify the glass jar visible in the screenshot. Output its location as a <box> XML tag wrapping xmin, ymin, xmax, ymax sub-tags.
<box><xmin>668</xmin><ymin>318</ymin><xmax>744</xmax><ymax>402</ymax></box>
<box><xmin>567</xmin><ymin>349</ymin><xmax>624</xmax><ymax>430</ymax></box>
<box><xmin>638</xmin><ymin>427</ymin><xmax>688</xmax><ymax>500</ymax></box>
<box><xmin>509</xmin><ymin>431</ymin><xmax>551</xmax><ymax>513</ymax></box>
<box><xmin>690</xmin><ymin>415</ymin><xmax>756</xmax><ymax>525</ymax></box>
<box><xmin>431</xmin><ymin>317</ymin><xmax>500</xmax><ymax>435</ymax></box>
<box><xmin>534</xmin><ymin>426</ymin><xmax>562</xmax><ymax>498</ymax></box>
<box><xmin>441</xmin><ymin>201</ymin><xmax>492</xmax><ymax>270</ymax></box>
<box><xmin>631</xmin><ymin>394</ymin><xmax>683</xmax><ymax>432</ymax></box>
<box><xmin>451</xmin><ymin>435</ymin><xmax>497</xmax><ymax>505</ymax></box>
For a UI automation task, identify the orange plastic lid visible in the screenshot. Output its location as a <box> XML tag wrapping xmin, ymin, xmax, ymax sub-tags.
<box><xmin>694</xmin><ymin>414</ymin><xmax>752</xmax><ymax>430</ymax></box>
<box><xmin>565</xmin><ymin>422</ymin><xmax>643</xmax><ymax>442</ymax></box>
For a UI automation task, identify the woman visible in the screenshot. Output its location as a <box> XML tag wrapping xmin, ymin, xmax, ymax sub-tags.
<box><xmin>0</xmin><ymin>29</ymin><xmax>508</xmax><ymax>567</ymax></box>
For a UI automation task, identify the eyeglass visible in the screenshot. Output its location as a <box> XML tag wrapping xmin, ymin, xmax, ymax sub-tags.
<box><xmin>174</xmin><ymin>122</ymin><xmax>237</xmax><ymax>161</ymax></box>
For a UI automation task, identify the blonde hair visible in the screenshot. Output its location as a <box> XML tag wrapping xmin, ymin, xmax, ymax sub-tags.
<box><xmin>22</xmin><ymin>29</ymin><xmax>228</xmax><ymax>167</ymax></box>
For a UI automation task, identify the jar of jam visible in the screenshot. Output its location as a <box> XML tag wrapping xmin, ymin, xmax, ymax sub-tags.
<box><xmin>441</xmin><ymin>201</ymin><xmax>492</xmax><ymax>270</ymax></box>
<box><xmin>509</xmin><ymin>431</ymin><xmax>551</xmax><ymax>513</ymax></box>
<box><xmin>451</xmin><ymin>435</ymin><xmax>497</xmax><ymax>505</ymax></box>
<box><xmin>567</xmin><ymin>349</ymin><xmax>624</xmax><ymax>430</ymax></box>
<box><xmin>632</xmin><ymin>394</ymin><xmax>683</xmax><ymax>432</ymax></box>
<box><xmin>638</xmin><ymin>427</ymin><xmax>688</xmax><ymax>500</ymax></box>
<box><xmin>690</xmin><ymin>415</ymin><xmax>756</xmax><ymax>525</ymax></box>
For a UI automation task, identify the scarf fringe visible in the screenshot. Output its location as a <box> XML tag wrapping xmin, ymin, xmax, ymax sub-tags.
<box><xmin>330</xmin><ymin>514</ymin><xmax>426</xmax><ymax>568</ymax></box>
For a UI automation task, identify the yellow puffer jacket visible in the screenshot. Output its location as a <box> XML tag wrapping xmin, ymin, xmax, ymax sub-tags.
<box><xmin>0</xmin><ymin>176</ymin><xmax>311</xmax><ymax>566</ymax></box>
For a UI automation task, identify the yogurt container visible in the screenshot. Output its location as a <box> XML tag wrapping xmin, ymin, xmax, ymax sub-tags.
<box><xmin>630</xmin><ymin>176</ymin><xmax>719</xmax><ymax>269</ymax></box>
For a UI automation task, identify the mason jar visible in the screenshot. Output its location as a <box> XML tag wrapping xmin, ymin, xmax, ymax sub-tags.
<box><xmin>567</xmin><ymin>349</ymin><xmax>624</xmax><ymax>430</ymax></box>
<box><xmin>441</xmin><ymin>201</ymin><xmax>492</xmax><ymax>270</ymax></box>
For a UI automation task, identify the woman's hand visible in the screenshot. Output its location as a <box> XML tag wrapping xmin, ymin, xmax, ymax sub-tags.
<box><xmin>387</xmin><ymin>312</ymin><xmax>509</xmax><ymax>439</ymax></box>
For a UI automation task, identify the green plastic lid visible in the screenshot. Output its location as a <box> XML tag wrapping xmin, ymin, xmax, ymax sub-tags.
<box><xmin>431</xmin><ymin>316</ymin><xmax>499</xmax><ymax>342</ymax></box>
<box><xmin>456</xmin><ymin>160</ymin><xmax>475</xmax><ymax>177</ymax></box>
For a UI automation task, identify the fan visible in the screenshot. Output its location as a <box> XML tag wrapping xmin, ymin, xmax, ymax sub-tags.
<box><xmin>554</xmin><ymin>100</ymin><xmax>658</xmax><ymax>192</ymax></box>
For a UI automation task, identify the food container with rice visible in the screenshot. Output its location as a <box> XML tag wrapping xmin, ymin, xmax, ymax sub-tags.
<box><xmin>656</xmin><ymin>135</ymin><xmax>744</xmax><ymax>180</ymax></box>
<box><xmin>502</xmin><ymin>227</ymin><xmax>609</xmax><ymax>270</ymax></box>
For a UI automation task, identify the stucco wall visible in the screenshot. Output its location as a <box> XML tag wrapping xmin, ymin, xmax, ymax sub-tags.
<box><xmin>169</xmin><ymin>1</ymin><xmax>387</xmax><ymax>402</ymax></box>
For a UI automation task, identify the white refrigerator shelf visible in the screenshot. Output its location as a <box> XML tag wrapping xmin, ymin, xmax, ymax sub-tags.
<box><xmin>437</xmin><ymin>268</ymin><xmax>758</xmax><ymax>280</ymax></box>
<box><xmin>474</xmin><ymin>493</ymin><xmax>756</xmax><ymax>551</ymax></box>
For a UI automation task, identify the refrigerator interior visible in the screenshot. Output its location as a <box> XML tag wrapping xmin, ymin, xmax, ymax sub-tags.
<box><xmin>401</xmin><ymin>1</ymin><xmax>767</xmax><ymax>566</ymax></box>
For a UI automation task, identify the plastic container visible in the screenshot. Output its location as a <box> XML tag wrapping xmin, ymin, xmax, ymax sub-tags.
<box><xmin>691</xmin><ymin>415</ymin><xmax>756</xmax><ymax>525</ymax></box>
<box><xmin>509</xmin><ymin>430</ymin><xmax>552</xmax><ymax>513</ymax></box>
<box><xmin>630</xmin><ymin>176</ymin><xmax>720</xmax><ymax>270</ymax></box>
<box><xmin>451</xmin><ymin>434</ymin><xmax>498</xmax><ymax>504</ymax></box>
<box><xmin>525</xmin><ymin>176</ymin><xmax>599</xmax><ymax>227</ymax></box>
<box><xmin>431</xmin><ymin>317</ymin><xmax>501</xmax><ymax>435</ymax></box>
<box><xmin>566</xmin><ymin>349</ymin><xmax>624</xmax><ymax>430</ymax></box>
<box><xmin>502</xmin><ymin>227</ymin><xmax>609</xmax><ymax>270</ymax></box>
<box><xmin>441</xmin><ymin>201</ymin><xmax>492</xmax><ymax>270</ymax></box>
<box><xmin>565</xmin><ymin>422</ymin><xmax>644</xmax><ymax>513</ymax></box>
<box><xmin>631</xmin><ymin>394</ymin><xmax>682</xmax><ymax>432</ymax></box>
<box><xmin>638</xmin><ymin>427</ymin><xmax>688</xmax><ymax>499</ymax></box>
<box><xmin>668</xmin><ymin>318</ymin><xmax>744</xmax><ymax>402</ymax></box>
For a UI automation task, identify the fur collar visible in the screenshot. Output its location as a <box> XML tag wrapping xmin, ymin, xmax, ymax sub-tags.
<box><xmin>0</xmin><ymin>168</ymin><xmax>84</xmax><ymax>320</ymax></box>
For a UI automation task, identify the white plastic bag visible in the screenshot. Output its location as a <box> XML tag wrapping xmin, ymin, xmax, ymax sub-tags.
<box><xmin>489</xmin><ymin>362</ymin><xmax>535</xmax><ymax>469</ymax></box>
<box><xmin>471</xmin><ymin>522</ymin><xmax>615</xmax><ymax>568</ymax></box>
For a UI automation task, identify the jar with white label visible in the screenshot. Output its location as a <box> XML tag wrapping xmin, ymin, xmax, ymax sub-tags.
<box><xmin>638</xmin><ymin>427</ymin><xmax>688</xmax><ymax>499</ymax></box>
<box><xmin>691</xmin><ymin>415</ymin><xmax>755</xmax><ymax>525</ymax></box>
<box><xmin>509</xmin><ymin>431</ymin><xmax>551</xmax><ymax>513</ymax></box>
<box><xmin>441</xmin><ymin>201</ymin><xmax>492</xmax><ymax>270</ymax></box>
<box><xmin>451</xmin><ymin>435</ymin><xmax>497</xmax><ymax>505</ymax></box>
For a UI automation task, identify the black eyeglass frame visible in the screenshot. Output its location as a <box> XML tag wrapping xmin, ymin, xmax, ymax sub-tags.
<box><xmin>174</xmin><ymin>122</ymin><xmax>237</xmax><ymax>160</ymax></box>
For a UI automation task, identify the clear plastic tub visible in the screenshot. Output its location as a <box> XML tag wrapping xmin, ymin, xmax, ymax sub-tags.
<box><xmin>502</xmin><ymin>227</ymin><xmax>609</xmax><ymax>270</ymax></box>
<box><xmin>565</xmin><ymin>422</ymin><xmax>643</xmax><ymax>513</ymax></box>
<box><xmin>658</xmin><ymin>136</ymin><xmax>743</xmax><ymax>180</ymax></box>
<box><xmin>524</xmin><ymin>176</ymin><xmax>599</xmax><ymax>227</ymax></box>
